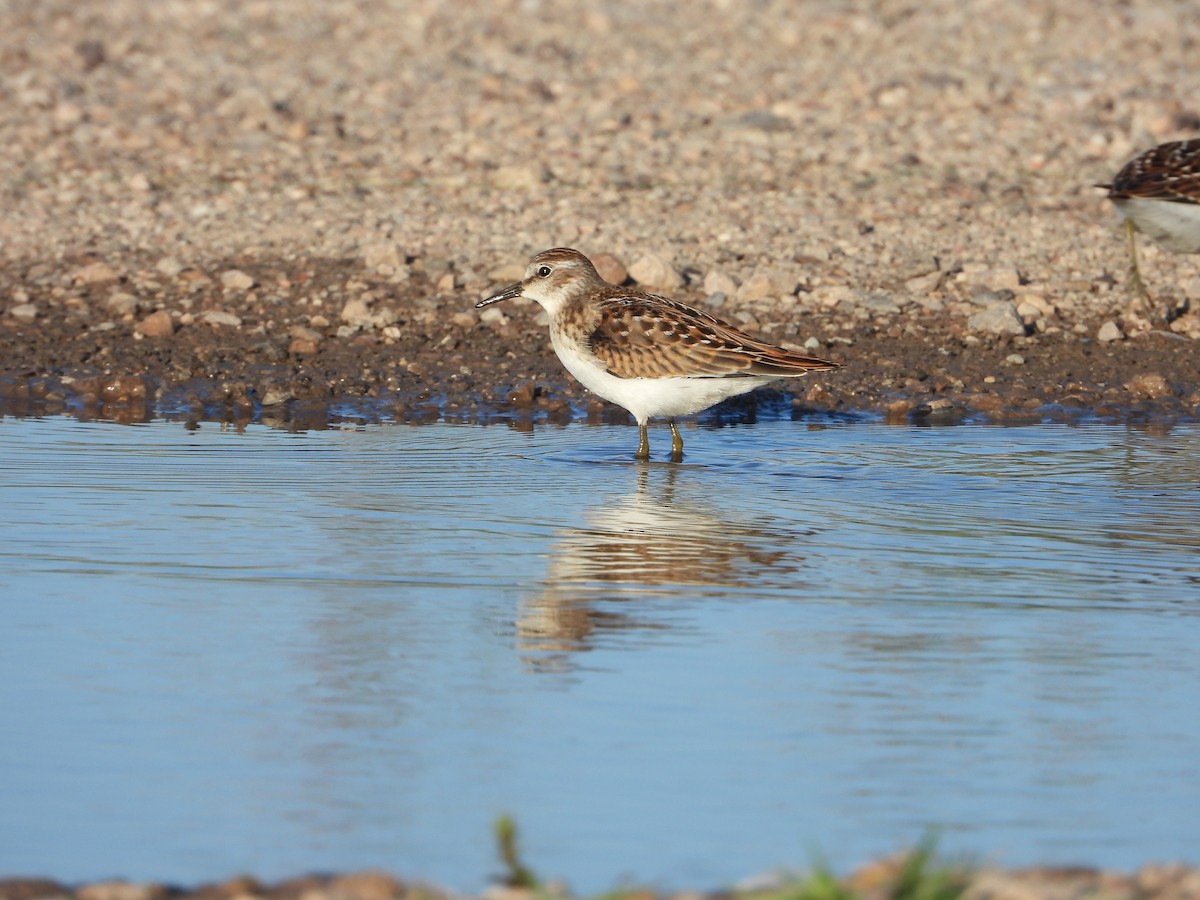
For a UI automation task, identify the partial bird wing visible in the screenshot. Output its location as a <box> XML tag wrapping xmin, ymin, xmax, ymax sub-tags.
<box><xmin>584</xmin><ymin>292</ymin><xmax>839</xmax><ymax>379</ymax></box>
<box><xmin>1106</xmin><ymin>139</ymin><xmax>1200</xmax><ymax>203</ymax></box>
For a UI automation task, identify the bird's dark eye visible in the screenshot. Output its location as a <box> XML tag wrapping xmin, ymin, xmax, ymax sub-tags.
<box><xmin>536</xmin><ymin>265</ymin><xmax>552</xmax><ymax>278</ymax></box>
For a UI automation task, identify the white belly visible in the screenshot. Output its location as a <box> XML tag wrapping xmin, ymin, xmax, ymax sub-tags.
<box><xmin>550</xmin><ymin>333</ymin><xmax>780</xmax><ymax>423</ymax></box>
<box><xmin>1114</xmin><ymin>197</ymin><xmax>1200</xmax><ymax>253</ymax></box>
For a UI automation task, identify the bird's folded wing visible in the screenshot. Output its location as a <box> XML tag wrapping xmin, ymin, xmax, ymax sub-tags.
<box><xmin>586</xmin><ymin>294</ymin><xmax>838</xmax><ymax>379</ymax></box>
<box><xmin>1111</xmin><ymin>141</ymin><xmax>1200</xmax><ymax>202</ymax></box>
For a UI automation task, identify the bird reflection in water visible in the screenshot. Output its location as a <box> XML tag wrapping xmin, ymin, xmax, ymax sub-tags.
<box><xmin>516</xmin><ymin>464</ymin><xmax>816</xmax><ymax>672</ymax></box>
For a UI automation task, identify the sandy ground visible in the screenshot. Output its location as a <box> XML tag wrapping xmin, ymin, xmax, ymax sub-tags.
<box><xmin>1</xmin><ymin>0</ymin><xmax>1198</xmax><ymax>432</ymax></box>
<box><xmin>2</xmin><ymin>0</ymin><xmax>1199</xmax><ymax>893</ymax></box>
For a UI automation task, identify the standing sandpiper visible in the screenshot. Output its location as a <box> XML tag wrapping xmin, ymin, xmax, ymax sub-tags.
<box><xmin>476</xmin><ymin>248</ymin><xmax>840</xmax><ymax>461</ymax></box>
<box><xmin>1100</xmin><ymin>138</ymin><xmax>1200</xmax><ymax>320</ymax></box>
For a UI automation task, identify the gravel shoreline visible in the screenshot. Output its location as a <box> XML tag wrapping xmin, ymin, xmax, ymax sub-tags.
<box><xmin>1</xmin><ymin>251</ymin><xmax>1197</xmax><ymax>430</ymax></box>
<box><xmin>2</xmin><ymin>0</ymin><xmax>1199</xmax><ymax>428</ymax></box>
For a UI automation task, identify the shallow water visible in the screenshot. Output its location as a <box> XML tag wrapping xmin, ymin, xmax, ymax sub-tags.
<box><xmin>2</xmin><ymin>415</ymin><xmax>1198</xmax><ymax>892</ymax></box>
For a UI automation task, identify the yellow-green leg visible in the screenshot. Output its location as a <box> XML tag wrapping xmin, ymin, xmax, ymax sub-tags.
<box><xmin>635</xmin><ymin>423</ymin><xmax>650</xmax><ymax>461</ymax></box>
<box><xmin>669</xmin><ymin>419</ymin><xmax>684</xmax><ymax>462</ymax></box>
<box><xmin>1124</xmin><ymin>218</ymin><xmax>1153</xmax><ymax>318</ymax></box>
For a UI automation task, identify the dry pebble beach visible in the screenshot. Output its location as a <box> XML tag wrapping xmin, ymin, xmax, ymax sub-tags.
<box><xmin>3</xmin><ymin>0</ymin><xmax>1200</xmax><ymax>893</ymax></box>
<box><xmin>1</xmin><ymin>0</ymin><xmax>1199</xmax><ymax>429</ymax></box>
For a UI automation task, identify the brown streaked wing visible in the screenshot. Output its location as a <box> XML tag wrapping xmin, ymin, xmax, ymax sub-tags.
<box><xmin>585</xmin><ymin>292</ymin><xmax>838</xmax><ymax>379</ymax></box>
<box><xmin>1109</xmin><ymin>139</ymin><xmax>1200</xmax><ymax>203</ymax></box>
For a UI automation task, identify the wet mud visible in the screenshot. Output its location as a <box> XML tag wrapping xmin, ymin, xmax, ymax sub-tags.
<box><xmin>1</xmin><ymin>256</ymin><xmax>1195</xmax><ymax>432</ymax></box>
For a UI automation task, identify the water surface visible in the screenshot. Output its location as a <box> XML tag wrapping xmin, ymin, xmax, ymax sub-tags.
<box><xmin>2</xmin><ymin>416</ymin><xmax>1198</xmax><ymax>891</ymax></box>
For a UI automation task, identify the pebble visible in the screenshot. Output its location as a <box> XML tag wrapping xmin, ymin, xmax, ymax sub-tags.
<box><xmin>289</xmin><ymin>324</ymin><xmax>323</xmax><ymax>343</ymax></box>
<box><xmin>9</xmin><ymin>302</ymin><xmax>37</xmax><ymax>322</ymax></box>
<box><xmin>488</xmin><ymin>164</ymin><xmax>545</xmax><ymax>190</ymax></box>
<box><xmin>478</xmin><ymin>306</ymin><xmax>508</xmax><ymax>325</ymax></box>
<box><xmin>361</xmin><ymin>242</ymin><xmax>405</xmax><ymax>270</ymax></box>
<box><xmin>736</xmin><ymin>272</ymin><xmax>777</xmax><ymax>302</ymax></box>
<box><xmin>155</xmin><ymin>257</ymin><xmax>184</xmax><ymax>278</ymax></box>
<box><xmin>968</xmin><ymin>288</ymin><xmax>1017</xmax><ymax>308</ymax></box>
<box><xmin>75</xmin><ymin>880</ymin><xmax>164</xmax><ymax>900</ymax></box>
<box><xmin>72</xmin><ymin>262</ymin><xmax>119</xmax><ymax>285</ymax></box>
<box><xmin>590</xmin><ymin>252</ymin><xmax>628</xmax><ymax>285</ymax></box>
<box><xmin>1097</xmin><ymin>321</ymin><xmax>1124</xmax><ymax>342</ymax></box>
<box><xmin>487</xmin><ymin>263</ymin><xmax>526</xmax><ymax>283</ymax></box>
<box><xmin>1005</xmin><ymin>353</ymin><xmax>1025</xmax><ymax>365</ymax></box>
<box><xmin>341</xmin><ymin>297</ymin><xmax>398</xmax><ymax>330</ymax></box>
<box><xmin>703</xmin><ymin>269</ymin><xmax>738</xmax><ymax>297</ymax></box>
<box><xmin>858</xmin><ymin>293</ymin><xmax>901</xmax><ymax>314</ymax></box>
<box><xmin>809</xmin><ymin>285</ymin><xmax>855</xmax><ymax>309</ymax></box>
<box><xmin>135</xmin><ymin>310</ymin><xmax>174</xmax><ymax>337</ymax></box>
<box><xmin>628</xmin><ymin>253</ymin><xmax>682</xmax><ymax>290</ymax></box>
<box><xmin>105</xmin><ymin>292</ymin><xmax>141</xmax><ymax>315</ymax></box>
<box><xmin>1125</xmin><ymin>372</ymin><xmax>1171</xmax><ymax>399</ymax></box>
<box><xmin>967</xmin><ymin>301</ymin><xmax>1025</xmax><ymax>336</ymax></box>
<box><xmin>202</xmin><ymin>310</ymin><xmax>243</xmax><ymax>327</ymax></box>
<box><xmin>220</xmin><ymin>269</ymin><xmax>255</xmax><ymax>292</ymax></box>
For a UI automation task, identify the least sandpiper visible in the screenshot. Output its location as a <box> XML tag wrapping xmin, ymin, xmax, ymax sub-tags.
<box><xmin>1100</xmin><ymin>138</ymin><xmax>1200</xmax><ymax>319</ymax></box>
<box><xmin>476</xmin><ymin>247</ymin><xmax>840</xmax><ymax>461</ymax></box>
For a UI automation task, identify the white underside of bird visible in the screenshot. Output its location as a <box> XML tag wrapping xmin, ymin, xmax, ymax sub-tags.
<box><xmin>1113</xmin><ymin>196</ymin><xmax>1200</xmax><ymax>253</ymax></box>
<box><xmin>550</xmin><ymin>330</ymin><xmax>780</xmax><ymax>423</ymax></box>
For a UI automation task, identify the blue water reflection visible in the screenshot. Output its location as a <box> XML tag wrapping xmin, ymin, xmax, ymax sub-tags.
<box><xmin>1</xmin><ymin>417</ymin><xmax>1197</xmax><ymax>892</ymax></box>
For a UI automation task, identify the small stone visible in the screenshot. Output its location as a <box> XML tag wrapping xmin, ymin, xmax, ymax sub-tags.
<box><xmin>362</xmin><ymin>242</ymin><xmax>404</xmax><ymax>270</ymax></box>
<box><xmin>628</xmin><ymin>253</ymin><xmax>682</xmax><ymax>290</ymax></box>
<box><xmin>76</xmin><ymin>881</ymin><xmax>161</xmax><ymax>900</ymax></box>
<box><xmin>1016</xmin><ymin>293</ymin><xmax>1054</xmax><ymax>318</ymax></box>
<box><xmin>859</xmin><ymin>292</ymin><xmax>901</xmax><ymax>314</ymax></box>
<box><xmin>487</xmin><ymin>263</ymin><xmax>525</xmax><ymax>283</ymax></box>
<box><xmin>1125</xmin><ymin>372</ymin><xmax>1171</xmax><ymax>399</ymax></box>
<box><xmin>1005</xmin><ymin>353</ymin><xmax>1025</xmax><ymax>365</ymax></box>
<box><xmin>220</xmin><ymin>269</ymin><xmax>255</xmax><ymax>291</ymax></box>
<box><xmin>155</xmin><ymin>257</ymin><xmax>184</xmax><ymax>278</ymax></box>
<box><xmin>10</xmin><ymin>302</ymin><xmax>37</xmax><ymax>322</ymax></box>
<box><xmin>202</xmin><ymin>310</ymin><xmax>243</xmax><ymax>327</ymax></box>
<box><xmin>105</xmin><ymin>291</ymin><xmax>141</xmax><ymax>315</ymax></box>
<box><xmin>261</xmin><ymin>387</ymin><xmax>295</xmax><ymax>406</ymax></box>
<box><xmin>809</xmin><ymin>285</ymin><xmax>855</xmax><ymax>308</ymax></box>
<box><xmin>341</xmin><ymin>297</ymin><xmax>371</xmax><ymax>326</ymax></box>
<box><xmin>736</xmin><ymin>272</ymin><xmax>776</xmax><ymax>302</ymax></box>
<box><xmin>904</xmin><ymin>270</ymin><xmax>942</xmax><ymax>293</ymax></box>
<box><xmin>704</xmin><ymin>269</ymin><xmax>738</xmax><ymax>297</ymax></box>
<box><xmin>135</xmin><ymin>310</ymin><xmax>174</xmax><ymax>337</ymax></box>
<box><xmin>478</xmin><ymin>306</ymin><xmax>508</xmax><ymax>325</ymax></box>
<box><xmin>969</xmin><ymin>288</ymin><xmax>1016</xmax><ymax>307</ymax></box>
<box><xmin>967</xmin><ymin>301</ymin><xmax>1025</xmax><ymax>336</ymax></box>
<box><xmin>289</xmin><ymin>325</ymin><xmax>322</xmax><ymax>343</ymax></box>
<box><xmin>803</xmin><ymin>336</ymin><xmax>822</xmax><ymax>351</ymax></box>
<box><xmin>450</xmin><ymin>311</ymin><xmax>475</xmax><ymax>328</ymax></box>
<box><xmin>72</xmin><ymin>261</ymin><xmax>119</xmax><ymax>285</ymax></box>
<box><xmin>489</xmin><ymin>164</ymin><xmax>545</xmax><ymax>190</ymax></box>
<box><xmin>1097</xmin><ymin>320</ymin><xmax>1124</xmax><ymax>342</ymax></box>
<box><xmin>326</xmin><ymin>871</ymin><xmax>405</xmax><ymax>900</ymax></box>
<box><xmin>288</xmin><ymin>337</ymin><xmax>318</xmax><ymax>355</ymax></box>
<box><xmin>590</xmin><ymin>252</ymin><xmax>628</xmax><ymax>285</ymax></box>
